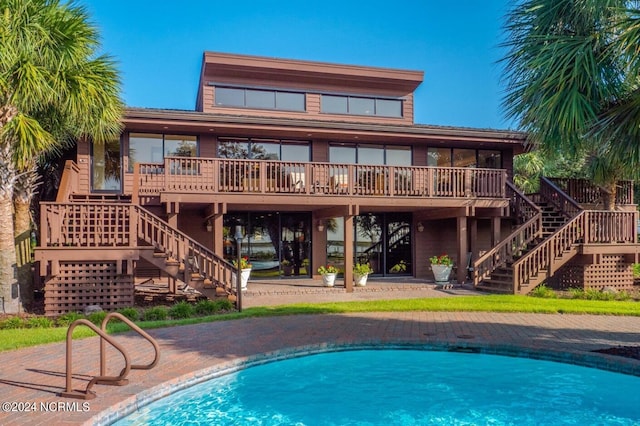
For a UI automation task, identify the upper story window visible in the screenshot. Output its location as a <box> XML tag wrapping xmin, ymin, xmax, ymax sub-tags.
<box><xmin>128</xmin><ymin>133</ymin><xmax>198</xmax><ymax>172</ymax></box>
<box><xmin>329</xmin><ymin>144</ymin><xmax>412</xmax><ymax>165</ymax></box>
<box><xmin>321</xmin><ymin>95</ymin><xmax>403</xmax><ymax>118</ymax></box>
<box><xmin>427</xmin><ymin>147</ymin><xmax>502</xmax><ymax>169</ymax></box>
<box><xmin>215</xmin><ymin>86</ymin><xmax>306</xmax><ymax>112</ymax></box>
<box><xmin>218</xmin><ymin>138</ymin><xmax>310</xmax><ymax>161</ymax></box>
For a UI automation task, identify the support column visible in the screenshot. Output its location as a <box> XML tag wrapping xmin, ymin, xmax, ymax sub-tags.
<box><xmin>456</xmin><ymin>216</ymin><xmax>468</xmax><ymax>284</ymax></box>
<box><xmin>167</xmin><ymin>202</ymin><xmax>179</xmax><ymax>229</ymax></box>
<box><xmin>344</xmin><ymin>214</ymin><xmax>354</xmax><ymax>292</ymax></box>
<box><xmin>213</xmin><ymin>214</ymin><xmax>224</xmax><ymax>257</ymax></box>
<box><xmin>491</xmin><ymin>216</ymin><xmax>501</xmax><ymax>247</ymax></box>
<box><xmin>469</xmin><ymin>218</ymin><xmax>478</xmax><ymax>259</ymax></box>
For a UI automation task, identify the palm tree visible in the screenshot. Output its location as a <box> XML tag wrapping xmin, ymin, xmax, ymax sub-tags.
<box><xmin>501</xmin><ymin>0</ymin><xmax>638</xmax><ymax>209</ymax></box>
<box><xmin>0</xmin><ymin>0</ymin><xmax>122</xmax><ymax>313</ymax></box>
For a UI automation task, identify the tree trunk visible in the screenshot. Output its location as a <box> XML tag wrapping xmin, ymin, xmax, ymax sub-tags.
<box><xmin>13</xmin><ymin>167</ymin><xmax>38</xmax><ymax>307</ymax></box>
<box><xmin>0</xmin><ymin>194</ymin><xmax>20</xmax><ymax>314</ymax></box>
<box><xmin>14</xmin><ymin>197</ymin><xmax>33</xmax><ymax>306</ymax></box>
<box><xmin>601</xmin><ymin>181</ymin><xmax>617</xmax><ymax>211</ymax></box>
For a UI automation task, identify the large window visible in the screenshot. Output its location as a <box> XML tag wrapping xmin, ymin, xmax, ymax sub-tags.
<box><xmin>321</xmin><ymin>95</ymin><xmax>403</xmax><ymax>118</ymax></box>
<box><xmin>427</xmin><ymin>148</ymin><xmax>502</xmax><ymax>169</ymax></box>
<box><xmin>329</xmin><ymin>144</ymin><xmax>412</xmax><ymax>165</ymax></box>
<box><xmin>128</xmin><ymin>133</ymin><xmax>197</xmax><ymax>172</ymax></box>
<box><xmin>92</xmin><ymin>138</ymin><xmax>121</xmax><ymax>191</ymax></box>
<box><xmin>215</xmin><ymin>87</ymin><xmax>305</xmax><ymax>112</ymax></box>
<box><xmin>218</xmin><ymin>138</ymin><xmax>310</xmax><ymax>161</ymax></box>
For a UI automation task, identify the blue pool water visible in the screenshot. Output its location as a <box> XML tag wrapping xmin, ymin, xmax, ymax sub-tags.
<box><xmin>116</xmin><ymin>349</ymin><xmax>640</xmax><ymax>425</ymax></box>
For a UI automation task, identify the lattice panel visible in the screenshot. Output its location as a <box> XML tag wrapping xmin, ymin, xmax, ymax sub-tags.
<box><xmin>44</xmin><ymin>261</ymin><xmax>134</xmax><ymax>316</ymax></box>
<box><xmin>547</xmin><ymin>254</ymin><xmax>634</xmax><ymax>291</ymax></box>
<box><xmin>583</xmin><ymin>255</ymin><xmax>634</xmax><ymax>291</ymax></box>
<box><xmin>547</xmin><ymin>262</ymin><xmax>584</xmax><ymax>290</ymax></box>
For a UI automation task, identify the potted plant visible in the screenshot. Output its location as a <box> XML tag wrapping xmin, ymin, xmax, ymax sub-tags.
<box><xmin>317</xmin><ymin>265</ymin><xmax>339</xmax><ymax>287</ymax></box>
<box><xmin>353</xmin><ymin>262</ymin><xmax>373</xmax><ymax>287</ymax></box>
<box><xmin>232</xmin><ymin>256</ymin><xmax>252</xmax><ymax>291</ymax></box>
<box><xmin>281</xmin><ymin>259</ymin><xmax>293</xmax><ymax>276</ymax></box>
<box><xmin>429</xmin><ymin>254</ymin><xmax>453</xmax><ymax>284</ymax></box>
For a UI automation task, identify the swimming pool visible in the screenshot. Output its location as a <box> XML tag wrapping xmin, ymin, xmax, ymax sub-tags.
<box><xmin>115</xmin><ymin>349</ymin><xmax>640</xmax><ymax>425</ymax></box>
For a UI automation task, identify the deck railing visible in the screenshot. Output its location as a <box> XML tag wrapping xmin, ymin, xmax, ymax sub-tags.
<box><xmin>40</xmin><ymin>202</ymin><xmax>134</xmax><ymax>247</ymax></box>
<box><xmin>134</xmin><ymin>157</ymin><xmax>507</xmax><ymax>199</ymax></box>
<box><xmin>549</xmin><ymin>178</ymin><xmax>634</xmax><ymax>206</ymax></box>
<box><xmin>539</xmin><ymin>177</ymin><xmax>582</xmax><ymax>218</ymax></box>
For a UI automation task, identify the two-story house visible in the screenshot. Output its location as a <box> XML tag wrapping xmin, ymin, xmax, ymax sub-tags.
<box><xmin>35</xmin><ymin>52</ymin><xmax>638</xmax><ymax>316</ymax></box>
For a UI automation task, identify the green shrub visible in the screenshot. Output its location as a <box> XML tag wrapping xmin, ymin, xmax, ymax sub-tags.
<box><xmin>87</xmin><ymin>311</ymin><xmax>107</xmax><ymax>326</ymax></box>
<box><xmin>0</xmin><ymin>317</ymin><xmax>26</xmax><ymax>329</ymax></box>
<box><xmin>583</xmin><ymin>288</ymin><xmax>615</xmax><ymax>301</ymax></box>
<box><xmin>116</xmin><ymin>307</ymin><xmax>140</xmax><ymax>322</ymax></box>
<box><xmin>213</xmin><ymin>298</ymin><xmax>234</xmax><ymax>311</ymax></box>
<box><xmin>144</xmin><ymin>306</ymin><xmax>168</xmax><ymax>321</ymax></box>
<box><xmin>195</xmin><ymin>299</ymin><xmax>218</xmax><ymax>315</ymax></box>
<box><xmin>25</xmin><ymin>317</ymin><xmax>54</xmax><ymax>328</ymax></box>
<box><xmin>633</xmin><ymin>263</ymin><xmax>640</xmax><ymax>279</ymax></box>
<box><xmin>616</xmin><ymin>291</ymin><xmax>632</xmax><ymax>302</ymax></box>
<box><xmin>568</xmin><ymin>288</ymin><xmax>585</xmax><ymax>299</ymax></box>
<box><xmin>55</xmin><ymin>312</ymin><xmax>85</xmax><ymax>327</ymax></box>
<box><xmin>169</xmin><ymin>301</ymin><xmax>195</xmax><ymax>319</ymax></box>
<box><xmin>530</xmin><ymin>284</ymin><xmax>556</xmax><ymax>298</ymax></box>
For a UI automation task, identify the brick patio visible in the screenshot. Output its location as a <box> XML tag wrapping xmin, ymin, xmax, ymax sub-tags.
<box><xmin>1</xmin><ymin>284</ymin><xmax>639</xmax><ymax>425</ymax></box>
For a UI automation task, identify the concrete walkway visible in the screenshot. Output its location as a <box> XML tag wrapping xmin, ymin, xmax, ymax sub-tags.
<box><xmin>1</xmin><ymin>281</ymin><xmax>639</xmax><ymax>425</ymax></box>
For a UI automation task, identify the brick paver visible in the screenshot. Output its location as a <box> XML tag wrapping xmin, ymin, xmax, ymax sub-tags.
<box><xmin>1</xmin><ymin>283</ymin><xmax>639</xmax><ymax>425</ymax></box>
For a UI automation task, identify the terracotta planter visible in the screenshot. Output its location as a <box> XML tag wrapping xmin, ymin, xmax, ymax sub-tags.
<box><xmin>321</xmin><ymin>273</ymin><xmax>337</xmax><ymax>287</ymax></box>
<box><xmin>431</xmin><ymin>264</ymin><xmax>452</xmax><ymax>284</ymax></box>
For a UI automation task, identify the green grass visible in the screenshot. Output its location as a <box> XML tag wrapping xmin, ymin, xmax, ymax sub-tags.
<box><xmin>1</xmin><ymin>295</ymin><xmax>638</xmax><ymax>352</ymax></box>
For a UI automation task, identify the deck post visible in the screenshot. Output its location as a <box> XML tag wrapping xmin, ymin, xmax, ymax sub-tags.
<box><xmin>344</xmin><ymin>214</ymin><xmax>355</xmax><ymax>292</ymax></box>
<box><xmin>456</xmin><ymin>216</ymin><xmax>468</xmax><ymax>284</ymax></box>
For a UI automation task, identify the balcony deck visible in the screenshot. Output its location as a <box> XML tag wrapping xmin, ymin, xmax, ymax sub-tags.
<box><xmin>133</xmin><ymin>157</ymin><xmax>509</xmax><ymax>211</ymax></box>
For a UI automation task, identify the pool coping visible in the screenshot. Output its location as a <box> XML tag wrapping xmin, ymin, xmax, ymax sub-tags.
<box><xmin>92</xmin><ymin>340</ymin><xmax>640</xmax><ymax>425</ymax></box>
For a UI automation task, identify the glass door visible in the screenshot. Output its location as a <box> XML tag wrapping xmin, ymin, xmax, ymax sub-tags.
<box><xmin>280</xmin><ymin>213</ymin><xmax>311</xmax><ymax>277</ymax></box>
<box><xmin>386</xmin><ymin>214</ymin><xmax>412</xmax><ymax>275</ymax></box>
<box><xmin>354</xmin><ymin>213</ymin><xmax>412</xmax><ymax>276</ymax></box>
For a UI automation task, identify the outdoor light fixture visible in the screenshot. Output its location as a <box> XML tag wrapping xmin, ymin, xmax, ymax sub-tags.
<box><xmin>205</xmin><ymin>220</ymin><xmax>213</xmax><ymax>232</ymax></box>
<box><xmin>316</xmin><ymin>221</ymin><xmax>325</xmax><ymax>232</ymax></box>
<box><xmin>416</xmin><ymin>222</ymin><xmax>424</xmax><ymax>233</ymax></box>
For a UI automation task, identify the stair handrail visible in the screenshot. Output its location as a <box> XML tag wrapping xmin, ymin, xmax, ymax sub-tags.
<box><xmin>473</xmin><ymin>182</ymin><xmax>542</xmax><ymax>286</ymax></box>
<box><xmin>61</xmin><ymin>319</ymin><xmax>132</xmax><ymax>400</ymax></box>
<box><xmin>55</xmin><ymin>160</ymin><xmax>81</xmax><ymax>202</ymax></box>
<box><xmin>134</xmin><ymin>205</ymin><xmax>236</xmax><ymax>295</ymax></box>
<box><xmin>511</xmin><ymin>211</ymin><xmax>586</xmax><ymax>294</ymax></box>
<box><xmin>99</xmin><ymin>312</ymin><xmax>160</xmax><ymax>377</ymax></box>
<box><xmin>507</xmin><ymin>181</ymin><xmax>542</xmax><ymax>225</ymax></box>
<box><xmin>539</xmin><ymin>176</ymin><xmax>582</xmax><ymax>218</ymax></box>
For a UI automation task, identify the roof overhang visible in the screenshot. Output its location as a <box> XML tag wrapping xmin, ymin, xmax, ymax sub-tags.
<box><xmin>123</xmin><ymin>108</ymin><xmax>526</xmax><ymax>149</ymax></box>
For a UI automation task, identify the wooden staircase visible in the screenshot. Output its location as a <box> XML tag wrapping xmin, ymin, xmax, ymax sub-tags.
<box><xmin>475</xmin><ymin>196</ymin><xmax>568</xmax><ymax>293</ymax></box>
<box><xmin>37</xmin><ymin>195</ymin><xmax>237</xmax><ymax>308</ymax></box>
<box><xmin>473</xmin><ymin>177</ymin><xmax>638</xmax><ymax>294</ymax></box>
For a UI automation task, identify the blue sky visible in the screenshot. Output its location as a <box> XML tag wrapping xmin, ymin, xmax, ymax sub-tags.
<box><xmin>81</xmin><ymin>0</ymin><xmax>514</xmax><ymax>130</ymax></box>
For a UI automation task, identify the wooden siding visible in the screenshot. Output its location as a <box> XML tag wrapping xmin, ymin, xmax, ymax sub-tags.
<box><xmin>77</xmin><ymin>139</ymin><xmax>91</xmax><ymax>194</ymax></box>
